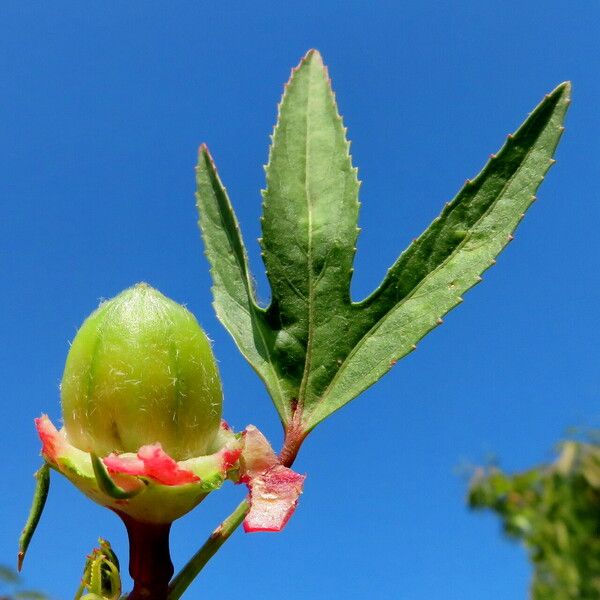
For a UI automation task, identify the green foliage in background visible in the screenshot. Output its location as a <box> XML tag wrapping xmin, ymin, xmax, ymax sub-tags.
<box><xmin>469</xmin><ymin>439</ymin><xmax>600</xmax><ymax>599</ymax></box>
<box><xmin>0</xmin><ymin>565</ymin><xmax>49</xmax><ymax>600</ymax></box>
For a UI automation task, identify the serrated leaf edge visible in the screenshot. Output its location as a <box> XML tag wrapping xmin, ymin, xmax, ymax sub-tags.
<box><xmin>305</xmin><ymin>81</ymin><xmax>570</xmax><ymax>427</ymax></box>
<box><xmin>196</xmin><ymin>146</ymin><xmax>290</xmax><ymax>421</ymax></box>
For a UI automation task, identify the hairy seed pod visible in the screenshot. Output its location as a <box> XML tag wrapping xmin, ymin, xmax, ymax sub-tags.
<box><xmin>61</xmin><ymin>283</ymin><xmax>222</xmax><ymax>460</ymax></box>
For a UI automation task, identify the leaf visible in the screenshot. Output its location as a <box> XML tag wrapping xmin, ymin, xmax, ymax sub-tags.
<box><xmin>308</xmin><ymin>81</ymin><xmax>571</xmax><ymax>427</ymax></box>
<box><xmin>18</xmin><ymin>464</ymin><xmax>50</xmax><ymax>572</ymax></box>
<box><xmin>469</xmin><ymin>439</ymin><xmax>600</xmax><ymax>599</ymax></box>
<box><xmin>197</xmin><ymin>49</ymin><xmax>570</xmax><ymax>437</ymax></box>
<box><xmin>260</xmin><ymin>49</ymin><xmax>360</xmax><ymax>411</ymax></box>
<box><xmin>196</xmin><ymin>146</ymin><xmax>295</xmax><ymax>422</ymax></box>
<box><xmin>198</xmin><ymin>50</ymin><xmax>360</xmax><ymax>428</ymax></box>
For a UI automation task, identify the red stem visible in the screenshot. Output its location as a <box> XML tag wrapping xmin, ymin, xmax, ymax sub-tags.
<box><xmin>278</xmin><ymin>424</ymin><xmax>307</xmax><ymax>467</ymax></box>
<box><xmin>119</xmin><ymin>512</ymin><xmax>174</xmax><ymax>600</ymax></box>
<box><xmin>278</xmin><ymin>402</ymin><xmax>307</xmax><ymax>467</ymax></box>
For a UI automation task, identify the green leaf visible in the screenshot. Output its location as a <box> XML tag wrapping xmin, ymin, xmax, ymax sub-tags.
<box><xmin>469</xmin><ymin>438</ymin><xmax>600</xmax><ymax>600</ymax></box>
<box><xmin>196</xmin><ymin>146</ymin><xmax>294</xmax><ymax>422</ymax></box>
<box><xmin>18</xmin><ymin>464</ymin><xmax>50</xmax><ymax>572</ymax></box>
<box><xmin>197</xmin><ymin>49</ymin><xmax>570</xmax><ymax>436</ymax></box>
<box><xmin>261</xmin><ymin>49</ymin><xmax>360</xmax><ymax>413</ymax></box>
<box><xmin>309</xmin><ymin>81</ymin><xmax>571</xmax><ymax>428</ymax></box>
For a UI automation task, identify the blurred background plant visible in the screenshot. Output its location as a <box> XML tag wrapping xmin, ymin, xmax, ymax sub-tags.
<box><xmin>0</xmin><ymin>565</ymin><xmax>49</xmax><ymax>600</ymax></box>
<box><xmin>469</xmin><ymin>437</ymin><xmax>600</xmax><ymax>599</ymax></box>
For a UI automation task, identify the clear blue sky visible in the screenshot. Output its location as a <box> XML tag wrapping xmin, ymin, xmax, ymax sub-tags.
<box><xmin>1</xmin><ymin>2</ymin><xmax>599</xmax><ymax>598</ymax></box>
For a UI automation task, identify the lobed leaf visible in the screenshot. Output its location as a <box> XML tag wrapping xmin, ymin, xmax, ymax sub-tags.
<box><xmin>196</xmin><ymin>146</ymin><xmax>294</xmax><ymax>422</ymax></box>
<box><xmin>197</xmin><ymin>50</ymin><xmax>570</xmax><ymax>437</ymax></box>
<box><xmin>307</xmin><ymin>81</ymin><xmax>571</xmax><ymax>428</ymax></box>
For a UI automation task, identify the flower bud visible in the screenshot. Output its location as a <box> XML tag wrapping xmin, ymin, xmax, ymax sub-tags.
<box><xmin>61</xmin><ymin>283</ymin><xmax>222</xmax><ymax>461</ymax></box>
<box><xmin>34</xmin><ymin>283</ymin><xmax>303</xmax><ymax>530</ymax></box>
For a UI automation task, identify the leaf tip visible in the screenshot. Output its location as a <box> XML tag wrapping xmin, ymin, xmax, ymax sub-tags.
<box><xmin>303</xmin><ymin>48</ymin><xmax>323</xmax><ymax>64</ymax></box>
<box><xmin>556</xmin><ymin>80</ymin><xmax>572</xmax><ymax>99</ymax></box>
<box><xmin>197</xmin><ymin>144</ymin><xmax>223</xmax><ymax>183</ymax></box>
<box><xmin>198</xmin><ymin>143</ymin><xmax>212</xmax><ymax>162</ymax></box>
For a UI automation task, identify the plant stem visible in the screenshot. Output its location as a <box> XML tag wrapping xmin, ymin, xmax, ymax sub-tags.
<box><xmin>279</xmin><ymin>420</ymin><xmax>307</xmax><ymax>469</ymax></box>
<box><xmin>167</xmin><ymin>499</ymin><xmax>248</xmax><ymax>600</ymax></box>
<box><xmin>167</xmin><ymin>428</ymin><xmax>303</xmax><ymax>599</ymax></box>
<box><xmin>120</xmin><ymin>513</ymin><xmax>174</xmax><ymax>600</ymax></box>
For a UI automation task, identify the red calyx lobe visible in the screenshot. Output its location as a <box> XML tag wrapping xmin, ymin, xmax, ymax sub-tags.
<box><xmin>35</xmin><ymin>415</ymin><xmax>305</xmax><ymax>532</ymax></box>
<box><xmin>104</xmin><ymin>444</ymin><xmax>200</xmax><ymax>486</ymax></box>
<box><xmin>35</xmin><ymin>415</ymin><xmax>65</xmax><ymax>463</ymax></box>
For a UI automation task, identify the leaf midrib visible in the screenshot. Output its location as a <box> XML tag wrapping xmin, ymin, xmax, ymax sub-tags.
<box><xmin>297</xmin><ymin>60</ymin><xmax>316</xmax><ymax>409</ymax></box>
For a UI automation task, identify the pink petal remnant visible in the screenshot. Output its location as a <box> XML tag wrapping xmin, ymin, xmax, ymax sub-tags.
<box><xmin>243</xmin><ymin>465</ymin><xmax>306</xmax><ymax>533</ymax></box>
<box><xmin>104</xmin><ymin>443</ymin><xmax>200</xmax><ymax>486</ymax></box>
<box><xmin>103</xmin><ymin>453</ymin><xmax>146</xmax><ymax>476</ymax></box>
<box><xmin>35</xmin><ymin>415</ymin><xmax>66</xmax><ymax>463</ymax></box>
<box><xmin>240</xmin><ymin>426</ymin><xmax>279</xmax><ymax>478</ymax></box>
<box><xmin>138</xmin><ymin>444</ymin><xmax>200</xmax><ymax>485</ymax></box>
<box><xmin>240</xmin><ymin>426</ymin><xmax>306</xmax><ymax>533</ymax></box>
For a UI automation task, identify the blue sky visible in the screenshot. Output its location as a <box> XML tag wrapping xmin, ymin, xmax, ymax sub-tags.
<box><xmin>1</xmin><ymin>2</ymin><xmax>599</xmax><ymax>598</ymax></box>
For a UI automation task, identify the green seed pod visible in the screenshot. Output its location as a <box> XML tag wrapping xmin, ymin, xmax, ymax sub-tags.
<box><xmin>61</xmin><ymin>283</ymin><xmax>222</xmax><ymax>461</ymax></box>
